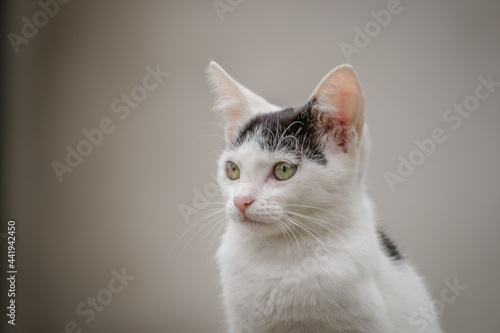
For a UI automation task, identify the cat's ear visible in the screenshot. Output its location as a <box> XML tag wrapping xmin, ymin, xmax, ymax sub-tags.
<box><xmin>310</xmin><ymin>64</ymin><xmax>365</xmax><ymax>151</ymax></box>
<box><xmin>207</xmin><ymin>61</ymin><xmax>278</xmax><ymax>143</ymax></box>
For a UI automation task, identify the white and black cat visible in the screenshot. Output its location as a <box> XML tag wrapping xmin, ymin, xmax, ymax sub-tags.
<box><xmin>207</xmin><ymin>61</ymin><xmax>442</xmax><ymax>333</ymax></box>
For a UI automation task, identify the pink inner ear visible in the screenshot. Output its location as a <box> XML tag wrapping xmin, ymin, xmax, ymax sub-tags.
<box><xmin>321</xmin><ymin>112</ymin><xmax>355</xmax><ymax>152</ymax></box>
<box><xmin>337</xmin><ymin>88</ymin><xmax>356</xmax><ymax>124</ymax></box>
<box><xmin>312</xmin><ymin>65</ymin><xmax>365</xmax><ymax>149</ymax></box>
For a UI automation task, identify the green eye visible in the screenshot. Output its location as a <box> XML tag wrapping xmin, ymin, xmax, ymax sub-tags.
<box><xmin>225</xmin><ymin>161</ymin><xmax>240</xmax><ymax>180</ymax></box>
<box><xmin>273</xmin><ymin>162</ymin><xmax>297</xmax><ymax>181</ymax></box>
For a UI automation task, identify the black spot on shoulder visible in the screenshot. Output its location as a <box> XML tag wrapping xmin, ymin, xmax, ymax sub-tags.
<box><xmin>377</xmin><ymin>228</ymin><xmax>404</xmax><ymax>261</ymax></box>
<box><xmin>231</xmin><ymin>101</ymin><xmax>327</xmax><ymax>164</ymax></box>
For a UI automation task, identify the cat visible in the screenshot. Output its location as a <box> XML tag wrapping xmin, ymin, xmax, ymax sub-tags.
<box><xmin>207</xmin><ymin>61</ymin><xmax>442</xmax><ymax>333</ymax></box>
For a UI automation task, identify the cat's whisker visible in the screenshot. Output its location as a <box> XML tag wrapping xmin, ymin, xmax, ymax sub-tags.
<box><xmin>181</xmin><ymin>211</ymin><xmax>226</xmax><ymax>254</ymax></box>
<box><xmin>276</xmin><ymin>134</ymin><xmax>301</xmax><ymax>152</ymax></box>
<box><xmin>281</xmin><ymin>213</ymin><xmax>308</xmax><ymax>251</ymax></box>
<box><xmin>281</xmin><ymin>217</ymin><xmax>302</xmax><ymax>252</ymax></box>
<box><xmin>204</xmin><ymin>217</ymin><xmax>225</xmax><ymax>241</ymax></box>
<box><xmin>275</xmin><ymin>218</ymin><xmax>300</xmax><ymax>252</ymax></box>
<box><xmin>204</xmin><ymin>219</ymin><xmax>225</xmax><ymax>251</ymax></box>
<box><xmin>261</xmin><ymin>126</ymin><xmax>275</xmax><ymax>141</ymax></box>
<box><xmin>207</xmin><ymin>149</ymin><xmax>225</xmax><ymax>157</ymax></box>
<box><xmin>273</xmin><ymin>219</ymin><xmax>292</xmax><ymax>248</ymax></box>
<box><xmin>282</xmin><ymin>209</ymin><xmax>348</xmax><ymax>244</ymax></box>
<box><xmin>194</xmin><ymin>133</ymin><xmax>226</xmax><ymax>141</ymax></box>
<box><xmin>281</xmin><ymin>214</ymin><xmax>327</xmax><ymax>248</ymax></box>
<box><xmin>193</xmin><ymin>120</ymin><xmax>225</xmax><ymax>129</ymax></box>
<box><xmin>208</xmin><ymin>221</ymin><xmax>227</xmax><ymax>251</ymax></box>
<box><xmin>187</xmin><ymin>206</ymin><xmax>226</xmax><ymax>227</ymax></box>
<box><xmin>285</xmin><ymin>209</ymin><xmax>337</xmax><ymax>230</ymax></box>
<box><xmin>282</xmin><ymin>203</ymin><xmax>352</xmax><ymax>225</ymax></box>
<box><xmin>276</xmin><ymin>120</ymin><xmax>304</xmax><ymax>149</ymax></box>
<box><xmin>192</xmin><ymin>121</ymin><xmax>226</xmax><ymax>141</ymax></box>
<box><xmin>170</xmin><ymin>206</ymin><xmax>226</xmax><ymax>254</ymax></box>
<box><xmin>281</xmin><ymin>204</ymin><xmax>356</xmax><ymax>238</ymax></box>
<box><xmin>285</xmin><ymin>210</ymin><xmax>347</xmax><ymax>237</ymax></box>
<box><xmin>274</xmin><ymin>118</ymin><xmax>280</xmax><ymax>147</ymax></box>
<box><xmin>312</xmin><ymin>212</ymin><xmax>349</xmax><ymax>236</ymax></box>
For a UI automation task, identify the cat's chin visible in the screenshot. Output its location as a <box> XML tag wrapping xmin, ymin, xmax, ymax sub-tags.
<box><xmin>228</xmin><ymin>210</ymin><xmax>280</xmax><ymax>235</ymax></box>
<box><xmin>241</xmin><ymin>217</ymin><xmax>268</xmax><ymax>227</ymax></box>
<box><xmin>234</xmin><ymin>217</ymin><xmax>278</xmax><ymax>235</ymax></box>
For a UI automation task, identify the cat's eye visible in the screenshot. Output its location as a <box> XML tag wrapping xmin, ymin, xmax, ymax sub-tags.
<box><xmin>273</xmin><ymin>162</ymin><xmax>297</xmax><ymax>181</ymax></box>
<box><xmin>225</xmin><ymin>161</ymin><xmax>240</xmax><ymax>180</ymax></box>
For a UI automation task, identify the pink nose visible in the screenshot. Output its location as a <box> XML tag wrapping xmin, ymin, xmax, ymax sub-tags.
<box><xmin>234</xmin><ymin>197</ymin><xmax>254</xmax><ymax>214</ymax></box>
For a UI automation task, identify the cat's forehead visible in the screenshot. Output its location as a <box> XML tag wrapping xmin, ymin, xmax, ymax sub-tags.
<box><xmin>228</xmin><ymin>140</ymin><xmax>300</xmax><ymax>165</ymax></box>
<box><xmin>229</xmin><ymin>105</ymin><xmax>327</xmax><ymax>165</ymax></box>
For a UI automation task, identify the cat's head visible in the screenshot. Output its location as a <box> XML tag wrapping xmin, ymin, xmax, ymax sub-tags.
<box><xmin>208</xmin><ymin>62</ymin><xmax>369</xmax><ymax>237</ymax></box>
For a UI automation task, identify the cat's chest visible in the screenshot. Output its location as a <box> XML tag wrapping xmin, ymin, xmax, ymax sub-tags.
<box><xmin>224</xmin><ymin>257</ymin><xmax>331</xmax><ymax>328</ymax></box>
<box><xmin>219</xmin><ymin>235</ymin><xmax>363</xmax><ymax>292</ymax></box>
<box><xmin>217</xmin><ymin>232</ymin><xmax>389</xmax><ymax>332</ymax></box>
<box><xmin>219</xmin><ymin>249</ymin><xmax>370</xmax><ymax>332</ymax></box>
<box><xmin>220</xmin><ymin>241</ymin><xmax>360</xmax><ymax>313</ymax></box>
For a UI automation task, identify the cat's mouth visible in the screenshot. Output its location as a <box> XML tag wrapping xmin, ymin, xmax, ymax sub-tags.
<box><xmin>242</xmin><ymin>217</ymin><xmax>268</xmax><ymax>226</ymax></box>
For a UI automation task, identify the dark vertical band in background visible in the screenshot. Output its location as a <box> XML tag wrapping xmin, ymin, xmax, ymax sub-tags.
<box><xmin>1</xmin><ymin>0</ymin><xmax>8</xmax><ymax>330</ymax></box>
<box><xmin>2</xmin><ymin>2</ymin><xmax>14</xmax><ymax>332</ymax></box>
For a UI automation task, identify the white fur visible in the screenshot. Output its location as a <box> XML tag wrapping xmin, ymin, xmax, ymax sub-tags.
<box><xmin>209</xmin><ymin>62</ymin><xmax>442</xmax><ymax>333</ymax></box>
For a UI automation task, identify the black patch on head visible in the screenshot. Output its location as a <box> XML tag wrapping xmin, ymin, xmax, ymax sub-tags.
<box><xmin>230</xmin><ymin>100</ymin><xmax>327</xmax><ymax>164</ymax></box>
<box><xmin>377</xmin><ymin>228</ymin><xmax>404</xmax><ymax>261</ymax></box>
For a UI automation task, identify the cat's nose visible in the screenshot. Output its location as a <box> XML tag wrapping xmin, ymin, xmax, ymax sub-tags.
<box><xmin>234</xmin><ymin>196</ymin><xmax>254</xmax><ymax>214</ymax></box>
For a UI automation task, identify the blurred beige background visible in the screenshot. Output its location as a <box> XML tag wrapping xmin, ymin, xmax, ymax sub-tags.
<box><xmin>2</xmin><ymin>0</ymin><xmax>500</xmax><ymax>332</ymax></box>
